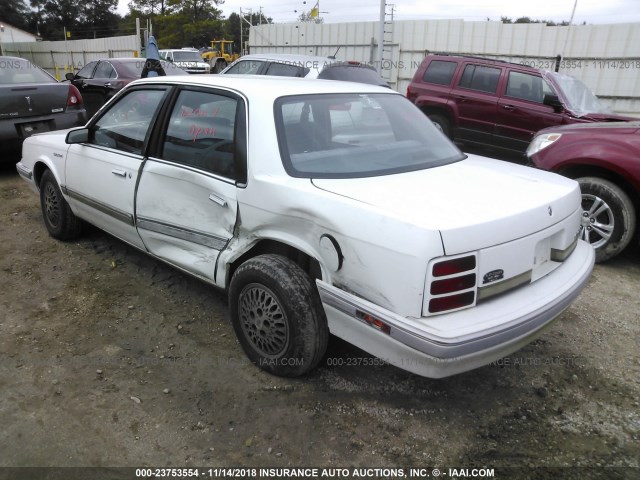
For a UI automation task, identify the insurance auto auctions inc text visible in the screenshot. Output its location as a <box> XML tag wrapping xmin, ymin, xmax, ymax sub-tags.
<box><xmin>233</xmin><ymin>467</ymin><xmax>495</xmax><ymax>478</ymax></box>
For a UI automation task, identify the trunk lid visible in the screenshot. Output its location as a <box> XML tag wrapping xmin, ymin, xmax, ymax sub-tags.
<box><xmin>0</xmin><ymin>83</ymin><xmax>71</xmax><ymax>119</ymax></box>
<box><xmin>311</xmin><ymin>155</ymin><xmax>581</xmax><ymax>255</ymax></box>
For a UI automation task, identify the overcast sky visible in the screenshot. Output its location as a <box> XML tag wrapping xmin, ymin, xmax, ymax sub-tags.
<box><xmin>117</xmin><ymin>0</ymin><xmax>640</xmax><ymax>24</ymax></box>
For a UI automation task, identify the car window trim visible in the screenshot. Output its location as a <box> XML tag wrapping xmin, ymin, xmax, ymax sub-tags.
<box><xmin>86</xmin><ymin>85</ymin><xmax>172</xmax><ymax>157</ymax></box>
<box><xmin>148</xmin><ymin>84</ymin><xmax>248</xmax><ymax>185</ymax></box>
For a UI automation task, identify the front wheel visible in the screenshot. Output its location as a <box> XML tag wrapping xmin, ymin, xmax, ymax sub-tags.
<box><xmin>229</xmin><ymin>254</ymin><xmax>329</xmax><ymax>377</ymax></box>
<box><xmin>39</xmin><ymin>169</ymin><xmax>82</xmax><ymax>240</ymax></box>
<box><xmin>577</xmin><ymin>177</ymin><xmax>636</xmax><ymax>262</ymax></box>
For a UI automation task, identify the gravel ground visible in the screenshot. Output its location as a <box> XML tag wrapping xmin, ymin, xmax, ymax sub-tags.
<box><xmin>0</xmin><ymin>161</ymin><xmax>638</xmax><ymax>479</ymax></box>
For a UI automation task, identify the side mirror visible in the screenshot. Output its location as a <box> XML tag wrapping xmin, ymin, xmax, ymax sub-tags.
<box><xmin>543</xmin><ymin>93</ymin><xmax>564</xmax><ymax>112</ymax></box>
<box><xmin>64</xmin><ymin>72</ymin><xmax>75</xmax><ymax>81</ymax></box>
<box><xmin>66</xmin><ymin>128</ymin><xmax>89</xmax><ymax>144</ymax></box>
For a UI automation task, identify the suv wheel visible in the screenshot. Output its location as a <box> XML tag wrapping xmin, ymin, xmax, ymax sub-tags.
<box><xmin>577</xmin><ymin>177</ymin><xmax>636</xmax><ymax>262</ymax></box>
<box><xmin>428</xmin><ymin>113</ymin><xmax>451</xmax><ymax>139</ymax></box>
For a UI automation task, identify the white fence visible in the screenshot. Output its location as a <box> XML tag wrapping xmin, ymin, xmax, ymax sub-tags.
<box><xmin>1</xmin><ymin>35</ymin><xmax>141</xmax><ymax>80</ymax></box>
<box><xmin>249</xmin><ymin>20</ymin><xmax>640</xmax><ymax>115</ymax></box>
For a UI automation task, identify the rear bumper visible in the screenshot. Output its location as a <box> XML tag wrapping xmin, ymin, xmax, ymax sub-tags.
<box><xmin>317</xmin><ymin>240</ymin><xmax>595</xmax><ymax>378</ymax></box>
<box><xmin>0</xmin><ymin>111</ymin><xmax>86</xmax><ymax>160</ymax></box>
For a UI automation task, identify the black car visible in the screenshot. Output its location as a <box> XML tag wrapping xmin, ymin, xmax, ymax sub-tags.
<box><xmin>0</xmin><ymin>56</ymin><xmax>86</xmax><ymax>160</ymax></box>
<box><xmin>65</xmin><ymin>58</ymin><xmax>189</xmax><ymax>118</ymax></box>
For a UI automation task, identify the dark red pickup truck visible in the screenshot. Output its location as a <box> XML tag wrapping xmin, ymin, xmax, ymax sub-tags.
<box><xmin>527</xmin><ymin>122</ymin><xmax>640</xmax><ymax>262</ymax></box>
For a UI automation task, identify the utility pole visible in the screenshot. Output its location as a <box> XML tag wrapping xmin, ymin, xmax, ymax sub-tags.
<box><xmin>377</xmin><ymin>0</ymin><xmax>385</xmax><ymax>73</ymax></box>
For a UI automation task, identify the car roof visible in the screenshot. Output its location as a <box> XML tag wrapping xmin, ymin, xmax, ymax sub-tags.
<box><xmin>127</xmin><ymin>74</ymin><xmax>398</xmax><ymax>101</ymax></box>
<box><xmin>228</xmin><ymin>53</ymin><xmax>338</xmax><ymax>77</ymax></box>
<box><xmin>236</xmin><ymin>53</ymin><xmax>334</xmax><ymax>62</ymax></box>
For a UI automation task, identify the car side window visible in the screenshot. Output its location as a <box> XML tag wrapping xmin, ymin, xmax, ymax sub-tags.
<box><xmin>94</xmin><ymin>61</ymin><xmax>116</xmax><ymax>79</ymax></box>
<box><xmin>265</xmin><ymin>62</ymin><xmax>308</xmax><ymax>78</ymax></box>
<box><xmin>422</xmin><ymin>60</ymin><xmax>457</xmax><ymax>85</ymax></box>
<box><xmin>505</xmin><ymin>71</ymin><xmax>554</xmax><ymax>103</ymax></box>
<box><xmin>161</xmin><ymin>89</ymin><xmax>238</xmax><ymax>178</ymax></box>
<box><xmin>91</xmin><ymin>89</ymin><xmax>166</xmax><ymax>155</ymax></box>
<box><xmin>76</xmin><ymin>61</ymin><xmax>98</xmax><ymax>79</ymax></box>
<box><xmin>458</xmin><ymin>65</ymin><xmax>501</xmax><ymax>93</ymax></box>
<box><xmin>225</xmin><ymin>60</ymin><xmax>264</xmax><ymax>75</ymax></box>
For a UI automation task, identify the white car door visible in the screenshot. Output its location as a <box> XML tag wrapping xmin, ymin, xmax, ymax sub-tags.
<box><xmin>65</xmin><ymin>87</ymin><xmax>169</xmax><ymax>249</ymax></box>
<box><xmin>135</xmin><ymin>87</ymin><xmax>246</xmax><ymax>285</ymax></box>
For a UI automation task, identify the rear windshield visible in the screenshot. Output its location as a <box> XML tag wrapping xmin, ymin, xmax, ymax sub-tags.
<box><xmin>318</xmin><ymin>65</ymin><xmax>389</xmax><ymax>87</ymax></box>
<box><xmin>275</xmin><ymin>93</ymin><xmax>464</xmax><ymax>179</ymax></box>
<box><xmin>117</xmin><ymin>60</ymin><xmax>189</xmax><ymax>77</ymax></box>
<box><xmin>172</xmin><ymin>51</ymin><xmax>204</xmax><ymax>62</ymax></box>
<box><xmin>0</xmin><ymin>58</ymin><xmax>56</xmax><ymax>84</ymax></box>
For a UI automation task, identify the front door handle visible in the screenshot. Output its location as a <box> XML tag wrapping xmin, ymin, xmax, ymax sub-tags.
<box><xmin>209</xmin><ymin>193</ymin><xmax>227</xmax><ymax>208</ymax></box>
<box><xmin>104</xmin><ymin>82</ymin><xmax>112</xmax><ymax>88</ymax></box>
<box><xmin>111</xmin><ymin>169</ymin><xmax>126</xmax><ymax>177</ymax></box>
<box><xmin>502</xmin><ymin>104</ymin><xmax>516</xmax><ymax>111</ymax></box>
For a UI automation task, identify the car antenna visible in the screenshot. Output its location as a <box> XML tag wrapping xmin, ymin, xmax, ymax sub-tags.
<box><xmin>329</xmin><ymin>46</ymin><xmax>341</xmax><ymax>60</ymax></box>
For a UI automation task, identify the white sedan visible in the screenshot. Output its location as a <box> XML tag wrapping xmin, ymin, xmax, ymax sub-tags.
<box><xmin>16</xmin><ymin>75</ymin><xmax>595</xmax><ymax>378</ymax></box>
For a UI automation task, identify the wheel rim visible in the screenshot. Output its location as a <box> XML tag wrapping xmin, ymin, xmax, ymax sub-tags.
<box><xmin>43</xmin><ymin>182</ymin><xmax>61</xmax><ymax>228</ymax></box>
<box><xmin>238</xmin><ymin>284</ymin><xmax>289</xmax><ymax>358</ymax></box>
<box><xmin>580</xmin><ymin>193</ymin><xmax>614</xmax><ymax>248</ymax></box>
<box><xmin>432</xmin><ymin>121</ymin><xmax>444</xmax><ymax>133</ymax></box>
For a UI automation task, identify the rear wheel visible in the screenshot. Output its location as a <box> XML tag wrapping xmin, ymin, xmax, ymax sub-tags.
<box><xmin>213</xmin><ymin>59</ymin><xmax>227</xmax><ymax>73</ymax></box>
<box><xmin>229</xmin><ymin>254</ymin><xmax>329</xmax><ymax>377</ymax></box>
<box><xmin>39</xmin><ymin>169</ymin><xmax>82</xmax><ymax>240</ymax></box>
<box><xmin>427</xmin><ymin>113</ymin><xmax>452</xmax><ymax>139</ymax></box>
<box><xmin>577</xmin><ymin>177</ymin><xmax>636</xmax><ymax>262</ymax></box>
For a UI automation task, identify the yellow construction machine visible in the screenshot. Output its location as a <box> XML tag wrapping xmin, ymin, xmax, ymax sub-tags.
<box><xmin>201</xmin><ymin>40</ymin><xmax>240</xmax><ymax>73</ymax></box>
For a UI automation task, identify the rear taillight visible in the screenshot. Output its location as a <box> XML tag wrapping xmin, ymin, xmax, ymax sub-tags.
<box><xmin>427</xmin><ymin>254</ymin><xmax>477</xmax><ymax>314</ymax></box>
<box><xmin>66</xmin><ymin>85</ymin><xmax>83</xmax><ymax>109</ymax></box>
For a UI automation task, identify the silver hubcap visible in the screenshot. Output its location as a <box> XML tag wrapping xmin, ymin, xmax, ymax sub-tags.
<box><xmin>44</xmin><ymin>183</ymin><xmax>60</xmax><ymax>227</ymax></box>
<box><xmin>239</xmin><ymin>284</ymin><xmax>289</xmax><ymax>357</ymax></box>
<box><xmin>580</xmin><ymin>193</ymin><xmax>614</xmax><ymax>248</ymax></box>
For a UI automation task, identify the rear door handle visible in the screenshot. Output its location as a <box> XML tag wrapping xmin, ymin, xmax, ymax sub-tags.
<box><xmin>209</xmin><ymin>193</ymin><xmax>227</xmax><ymax>208</ymax></box>
<box><xmin>104</xmin><ymin>82</ymin><xmax>112</xmax><ymax>88</ymax></box>
<box><xmin>502</xmin><ymin>104</ymin><xmax>516</xmax><ymax>111</ymax></box>
<box><xmin>111</xmin><ymin>169</ymin><xmax>126</xmax><ymax>177</ymax></box>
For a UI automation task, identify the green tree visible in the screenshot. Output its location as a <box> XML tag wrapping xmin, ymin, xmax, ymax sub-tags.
<box><xmin>0</xmin><ymin>0</ymin><xmax>30</xmax><ymax>30</ymax></box>
<box><xmin>128</xmin><ymin>0</ymin><xmax>175</xmax><ymax>16</ymax></box>
<box><xmin>226</xmin><ymin>11</ymin><xmax>271</xmax><ymax>53</ymax></box>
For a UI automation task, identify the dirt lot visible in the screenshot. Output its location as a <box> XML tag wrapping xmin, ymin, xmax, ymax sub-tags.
<box><xmin>1</xmin><ymin>160</ymin><xmax>639</xmax><ymax>477</ymax></box>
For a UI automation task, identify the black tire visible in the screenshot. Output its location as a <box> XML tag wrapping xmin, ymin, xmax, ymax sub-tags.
<box><xmin>213</xmin><ymin>60</ymin><xmax>227</xmax><ymax>74</ymax></box>
<box><xmin>428</xmin><ymin>113</ymin><xmax>452</xmax><ymax>139</ymax></box>
<box><xmin>577</xmin><ymin>177</ymin><xmax>636</xmax><ymax>262</ymax></box>
<box><xmin>39</xmin><ymin>169</ymin><xmax>82</xmax><ymax>240</ymax></box>
<box><xmin>229</xmin><ymin>254</ymin><xmax>329</xmax><ymax>377</ymax></box>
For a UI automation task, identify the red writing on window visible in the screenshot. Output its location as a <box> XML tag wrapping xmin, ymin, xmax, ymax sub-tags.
<box><xmin>181</xmin><ymin>108</ymin><xmax>208</xmax><ymax>117</ymax></box>
<box><xmin>190</xmin><ymin>124</ymin><xmax>216</xmax><ymax>142</ymax></box>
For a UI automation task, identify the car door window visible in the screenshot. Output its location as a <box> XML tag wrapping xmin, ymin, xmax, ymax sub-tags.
<box><xmin>225</xmin><ymin>60</ymin><xmax>265</xmax><ymax>75</ymax></box>
<box><xmin>76</xmin><ymin>61</ymin><xmax>98</xmax><ymax>79</ymax></box>
<box><xmin>265</xmin><ymin>62</ymin><xmax>308</xmax><ymax>77</ymax></box>
<box><xmin>422</xmin><ymin>60</ymin><xmax>457</xmax><ymax>85</ymax></box>
<box><xmin>91</xmin><ymin>89</ymin><xmax>166</xmax><ymax>155</ymax></box>
<box><xmin>458</xmin><ymin>65</ymin><xmax>501</xmax><ymax>93</ymax></box>
<box><xmin>93</xmin><ymin>61</ymin><xmax>116</xmax><ymax>79</ymax></box>
<box><xmin>505</xmin><ymin>71</ymin><xmax>554</xmax><ymax>103</ymax></box>
<box><xmin>161</xmin><ymin>89</ymin><xmax>239</xmax><ymax>178</ymax></box>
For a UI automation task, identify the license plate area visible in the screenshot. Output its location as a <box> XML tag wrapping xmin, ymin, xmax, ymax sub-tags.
<box><xmin>17</xmin><ymin>120</ymin><xmax>54</xmax><ymax>138</ymax></box>
<box><xmin>532</xmin><ymin>237</ymin><xmax>555</xmax><ymax>282</ymax></box>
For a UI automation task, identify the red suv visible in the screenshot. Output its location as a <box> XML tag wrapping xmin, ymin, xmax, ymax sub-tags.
<box><xmin>527</xmin><ymin>122</ymin><xmax>640</xmax><ymax>262</ymax></box>
<box><xmin>407</xmin><ymin>53</ymin><xmax>634</xmax><ymax>155</ymax></box>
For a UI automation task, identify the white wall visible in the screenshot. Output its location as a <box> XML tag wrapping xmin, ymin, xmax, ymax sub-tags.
<box><xmin>0</xmin><ymin>22</ymin><xmax>37</xmax><ymax>44</ymax></box>
<box><xmin>2</xmin><ymin>35</ymin><xmax>141</xmax><ymax>80</ymax></box>
<box><xmin>250</xmin><ymin>20</ymin><xmax>640</xmax><ymax>115</ymax></box>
